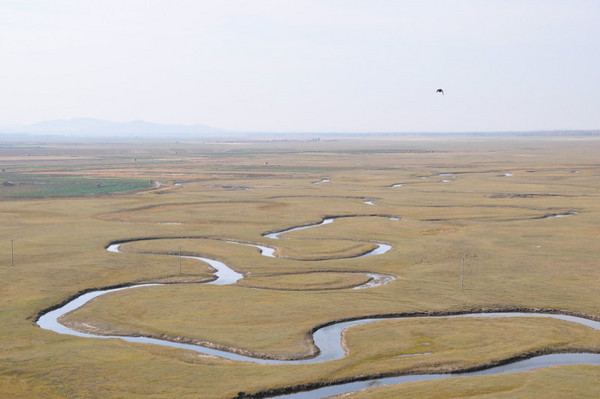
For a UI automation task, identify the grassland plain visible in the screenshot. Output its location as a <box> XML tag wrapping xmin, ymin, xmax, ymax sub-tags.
<box><xmin>0</xmin><ymin>137</ymin><xmax>599</xmax><ymax>398</ymax></box>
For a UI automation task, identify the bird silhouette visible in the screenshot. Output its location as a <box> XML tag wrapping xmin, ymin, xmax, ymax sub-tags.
<box><xmin>436</xmin><ymin>89</ymin><xmax>444</xmax><ymax>95</ymax></box>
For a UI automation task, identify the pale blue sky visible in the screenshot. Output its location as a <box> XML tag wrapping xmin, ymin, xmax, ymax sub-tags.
<box><xmin>1</xmin><ymin>0</ymin><xmax>599</xmax><ymax>132</ymax></box>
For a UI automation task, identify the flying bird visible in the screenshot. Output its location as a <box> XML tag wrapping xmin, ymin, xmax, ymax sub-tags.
<box><xmin>436</xmin><ymin>89</ymin><xmax>444</xmax><ymax>95</ymax></box>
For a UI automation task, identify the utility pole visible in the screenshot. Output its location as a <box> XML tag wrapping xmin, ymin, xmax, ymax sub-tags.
<box><xmin>461</xmin><ymin>256</ymin><xmax>465</xmax><ymax>290</ymax></box>
<box><xmin>11</xmin><ymin>240</ymin><xmax>14</xmax><ymax>266</ymax></box>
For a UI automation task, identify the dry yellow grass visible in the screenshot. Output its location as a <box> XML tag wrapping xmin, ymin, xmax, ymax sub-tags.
<box><xmin>237</xmin><ymin>272</ymin><xmax>371</xmax><ymax>290</ymax></box>
<box><xmin>1</xmin><ymin>137</ymin><xmax>599</xmax><ymax>398</ymax></box>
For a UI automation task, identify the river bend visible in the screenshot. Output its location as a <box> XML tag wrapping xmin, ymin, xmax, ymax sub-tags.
<box><xmin>35</xmin><ymin>217</ymin><xmax>600</xmax><ymax>398</ymax></box>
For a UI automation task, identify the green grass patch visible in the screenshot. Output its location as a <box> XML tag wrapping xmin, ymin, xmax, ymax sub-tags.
<box><xmin>0</xmin><ymin>174</ymin><xmax>151</xmax><ymax>198</ymax></box>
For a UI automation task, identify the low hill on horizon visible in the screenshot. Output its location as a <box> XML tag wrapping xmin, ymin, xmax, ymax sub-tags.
<box><xmin>0</xmin><ymin>118</ymin><xmax>597</xmax><ymax>140</ymax></box>
<box><xmin>0</xmin><ymin>118</ymin><xmax>232</xmax><ymax>138</ymax></box>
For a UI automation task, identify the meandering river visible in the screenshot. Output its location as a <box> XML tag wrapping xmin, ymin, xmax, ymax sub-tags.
<box><xmin>36</xmin><ymin>216</ymin><xmax>600</xmax><ymax>399</ymax></box>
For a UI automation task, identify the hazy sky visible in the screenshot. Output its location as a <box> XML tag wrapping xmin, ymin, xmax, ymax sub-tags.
<box><xmin>1</xmin><ymin>0</ymin><xmax>599</xmax><ymax>132</ymax></box>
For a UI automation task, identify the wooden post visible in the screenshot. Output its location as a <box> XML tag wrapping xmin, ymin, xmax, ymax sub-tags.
<box><xmin>179</xmin><ymin>247</ymin><xmax>182</xmax><ymax>274</ymax></box>
<box><xmin>461</xmin><ymin>256</ymin><xmax>464</xmax><ymax>290</ymax></box>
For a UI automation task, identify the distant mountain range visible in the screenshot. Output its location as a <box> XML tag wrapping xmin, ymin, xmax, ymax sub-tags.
<box><xmin>0</xmin><ymin>118</ymin><xmax>598</xmax><ymax>139</ymax></box>
<box><xmin>0</xmin><ymin>118</ymin><xmax>233</xmax><ymax>138</ymax></box>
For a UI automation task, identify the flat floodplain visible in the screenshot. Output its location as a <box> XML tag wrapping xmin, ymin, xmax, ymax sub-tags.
<box><xmin>1</xmin><ymin>137</ymin><xmax>599</xmax><ymax>398</ymax></box>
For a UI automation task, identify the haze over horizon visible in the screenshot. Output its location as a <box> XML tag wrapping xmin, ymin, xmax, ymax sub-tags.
<box><xmin>1</xmin><ymin>1</ymin><xmax>599</xmax><ymax>134</ymax></box>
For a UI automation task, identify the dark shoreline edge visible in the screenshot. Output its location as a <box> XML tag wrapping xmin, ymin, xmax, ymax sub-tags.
<box><xmin>232</xmin><ymin>343</ymin><xmax>600</xmax><ymax>398</ymax></box>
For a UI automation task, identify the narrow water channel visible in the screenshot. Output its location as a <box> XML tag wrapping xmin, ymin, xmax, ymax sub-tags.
<box><xmin>267</xmin><ymin>353</ymin><xmax>600</xmax><ymax>399</ymax></box>
<box><xmin>35</xmin><ymin>217</ymin><xmax>599</xmax><ymax>399</ymax></box>
<box><xmin>37</xmin><ymin>238</ymin><xmax>394</xmax><ymax>364</ymax></box>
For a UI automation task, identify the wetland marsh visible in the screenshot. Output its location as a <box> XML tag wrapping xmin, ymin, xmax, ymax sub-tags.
<box><xmin>1</xmin><ymin>137</ymin><xmax>599</xmax><ymax>398</ymax></box>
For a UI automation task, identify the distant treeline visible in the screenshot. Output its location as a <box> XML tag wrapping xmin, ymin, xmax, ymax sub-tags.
<box><xmin>0</xmin><ymin>130</ymin><xmax>598</xmax><ymax>141</ymax></box>
<box><xmin>321</xmin><ymin>130</ymin><xmax>600</xmax><ymax>138</ymax></box>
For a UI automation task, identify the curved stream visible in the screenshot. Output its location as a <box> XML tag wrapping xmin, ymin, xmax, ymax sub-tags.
<box><xmin>263</xmin><ymin>217</ymin><xmax>392</xmax><ymax>259</ymax></box>
<box><xmin>268</xmin><ymin>353</ymin><xmax>600</xmax><ymax>399</ymax></box>
<box><xmin>264</xmin><ymin>218</ymin><xmax>336</xmax><ymax>239</ymax></box>
<box><xmin>37</xmin><ymin>218</ymin><xmax>395</xmax><ymax>363</ymax></box>
<box><xmin>38</xmin><ymin>234</ymin><xmax>394</xmax><ymax>364</ymax></box>
<box><xmin>36</xmin><ymin>217</ymin><xmax>600</xmax><ymax>398</ymax></box>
